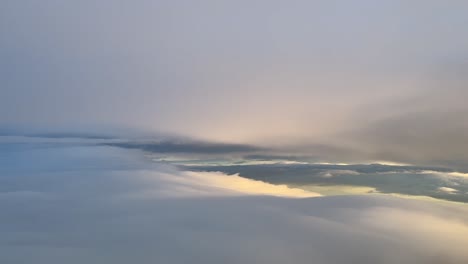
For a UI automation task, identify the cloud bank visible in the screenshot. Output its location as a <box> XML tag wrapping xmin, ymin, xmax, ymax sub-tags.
<box><xmin>1</xmin><ymin>142</ymin><xmax>468</xmax><ymax>263</ymax></box>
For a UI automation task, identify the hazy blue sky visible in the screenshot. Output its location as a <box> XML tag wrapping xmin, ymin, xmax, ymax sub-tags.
<box><xmin>2</xmin><ymin>1</ymin><xmax>468</xmax><ymax>166</ymax></box>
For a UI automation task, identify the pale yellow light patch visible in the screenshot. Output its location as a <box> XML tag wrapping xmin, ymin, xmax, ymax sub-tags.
<box><xmin>369</xmin><ymin>160</ymin><xmax>410</xmax><ymax>166</ymax></box>
<box><xmin>182</xmin><ymin>171</ymin><xmax>320</xmax><ymax>198</ymax></box>
<box><xmin>127</xmin><ymin>170</ymin><xmax>321</xmax><ymax>198</ymax></box>
<box><xmin>386</xmin><ymin>193</ymin><xmax>459</xmax><ymax>203</ymax></box>
<box><xmin>438</xmin><ymin>186</ymin><xmax>458</xmax><ymax>194</ymax></box>
<box><xmin>312</xmin><ymin>162</ymin><xmax>351</xmax><ymax>166</ymax></box>
<box><xmin>421</xmin><ymin>170</ymin><xmax>468</xmax><ymax>179</ymax></box>
<box><xmin>446</xmin><ymin>171</ymin><xmax>468</xmax><ymax>178</ymax></box>
<box><xmin>295</xmin><ymin>184</ymin><xmax>377</xmax><ymax>196</ymax></box>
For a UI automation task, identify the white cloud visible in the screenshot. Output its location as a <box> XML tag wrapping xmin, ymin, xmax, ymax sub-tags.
<box><xmin>438</xmin><ymin>187</ymin><xmax>458</xmax><ymax>194</ymax></box>
<box><xmin>319</xmin><ymin>169</ymin><xmax>360</xmax><ymax>178</ymax></box>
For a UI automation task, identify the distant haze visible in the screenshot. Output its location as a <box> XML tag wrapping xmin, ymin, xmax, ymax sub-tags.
<box><xmin>2</xmin><ymin>1</ymin><xmax>468</xmax><ymax>166</ymax></box>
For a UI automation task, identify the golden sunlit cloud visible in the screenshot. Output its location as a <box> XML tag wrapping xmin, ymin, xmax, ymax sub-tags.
<box><xmin>124</xmin><ymin>170</ymin><xmax>320</xmax><ymax>199</ymax></box>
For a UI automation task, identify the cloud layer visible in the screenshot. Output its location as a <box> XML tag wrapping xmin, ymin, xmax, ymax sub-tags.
<box><xmin>1</xmin><ymin>142</ymin><xmax>468</xmax><ymax>263</ymax></box>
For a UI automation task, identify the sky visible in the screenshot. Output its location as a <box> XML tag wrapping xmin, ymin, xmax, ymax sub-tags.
<box><xmin>2</xmin><ymin>1</ymin><xmax>468</xmax><ymax>144</ymax></box>
<box><xmin>2</xmin><ymin>2</ymin><xmax>468</xmax><ymax>262</ymax></box>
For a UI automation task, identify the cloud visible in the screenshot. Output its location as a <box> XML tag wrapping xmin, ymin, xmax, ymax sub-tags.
<box><xmin>342</xmin><ymin>106</ymin><xmax>468</xmax><ymax>171</ymax></box>
<box><xmin>319</xmin><ymin>169</ymin><xmax>360</xmax><ymax>178</ymax></box>
<box><xmin>103</xmin><ymin>140</ymin><xmax>264</xmax><ymax>154</ymax></box>
<box><xmin>425</xmin><ymin>171</ymin><xmax>468</xmax><ymax>179</ymax></box>
<box><xmin>185</xmin><ymin>162</ymin><xmax>468</xmax><ymax>203</ymax></box>
<box><xmin>1</xmin><ymin>142</ymin><xmax>468</xmax><ymax>263</ymax></box>
<box><xmin>438</xmin><ymin>187</ymin><xmax>458</xmax><ymax>194</ymax></box>
<box><xmin>120</xmin><ymin>170</ymin><xmax>319</xmax><ymax>199</ymax></box>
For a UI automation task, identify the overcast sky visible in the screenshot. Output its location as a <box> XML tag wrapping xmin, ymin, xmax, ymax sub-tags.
<box><xmin>2</xmin><ymin>1</ymin><xmax>468</xmax><ymax>166</ymax></box>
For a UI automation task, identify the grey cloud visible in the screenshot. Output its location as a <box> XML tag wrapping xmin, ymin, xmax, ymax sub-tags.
<box><xmin>338</xmin><ymin>83</ymin><xmax>468</xmax><ymax>170</ymax></box>
<box><xmin>103</xmin><ymin>140</ymin><xmax>264</xmax><ymax>155</ymax></box>
<box><xmin>278</xmin><ymin>68</ymin><xmax>468</xmax><ymax>170</ymax></box>
<box><xmin>186</xmin><ymin>163</ymin><xmax>468</xmax><ymax>203</ymax></box>
<box><xmin>350</xmin><ymin>111</ymin><xmax>468</xmax><ymax>168</ymax></box>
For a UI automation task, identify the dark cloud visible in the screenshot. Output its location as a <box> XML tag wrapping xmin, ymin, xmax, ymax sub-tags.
<box><xmin>103</xmin><ymin>141</ymin><xmax>264</xmax><ymax>155</ymax></box>
<box><xmin>185</xmin><ymin>163</ymin><xmax>468</xmax><ymax>203</ymax></box>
